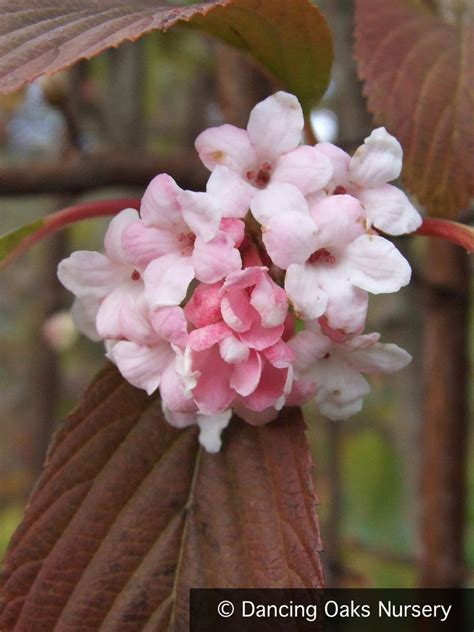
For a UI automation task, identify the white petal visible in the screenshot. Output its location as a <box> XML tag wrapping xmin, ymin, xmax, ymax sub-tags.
<box><xmin>192</xmin><ymin>232</ymin><xmax>242</xmax><ymax>284</ymax></box>
<box><xmin>70</xmin><ymin>297</ymin><xmax>101</xmax><ymax>341</ymax></box>
<box><xmin>247</xmin><ymin>91</ymin><xmax>303</xmax><ymax>161</ymax></box>
<box><xmin>108</xmin><ymin>340</ymin><xmax>173</xmax><ymax>395</ymax></box>
<box><xmin>315</xmin><ymin>142</ymin><xmax>351</xmax><ymax>188</ymax></box>
<box><xmin>288</xmin><ymin>329</ymin><xmax>331</xmax><ymax>375</ymax></box>
<box><xmin>206</xmin><ymin>165</ymin><xmax>254</xmax><ymax>218</ymax></box>
<box><xmin>316</xmin><ymin>359</ymin><xmax>370</xmax><ymax>420</ymax></box>
<box><xmin>178</xmin><ymin>190</ymin><xmax>222</xmax><ymax>242</ymax></box>
<box><xmin>140</xmin><ymin>173</ymin><xmax>184</xmax><ymax>230</ymax></box>
<box><xmin>251</xmin><ymin>182</ymin><xmax>310</xmax><ymax>225</ymax></box>
<box><xmin>285</xmin><ymin>264</ymin><xmax>328</xmax><ymax>320</ymax></box>
<box><xmin>195</xmin><ymin>124</ymin><xmax>256</xmax><ymax>172</ymax></box>
<box><xmin>271</xmin><ymin>145</ymin><xmax>333</xmax><ymax>194</ymax></box>
<box><xmin>197</xmin><ymin>409</ymin><xmax>232</xmax><ymax>453</ymax></box>
<box><xmin>144</xmin><ymin>253</ymin><xmax>195</xmax><ymax>308</ymax></box>
<box><xmin>219</xmin><ymin>335</ymin><xmax>250</xmax><ymax>364</ymax></box>
<box><xmin>57</xmin><ymin>251</ymin><xmax>127</xmax><ymax>299</ymax></box>
<box><xmin>162</xmin><ymin>402</ymin><xmax>197</xmax><ymax>429</ymax></box>
<box><xmin>96</xmin><ymin>284</ymin><xmax>154</xmax><ymax>343</ymax></box>
<box><xmin>346</xmin><ymin>234</ymin><xmax>412</xmax><ymax>294</ymax></box>
<box><xmin>357</xmin><ymin>184</ymin><xmax>422</xmax><ymax>235</ymax></box>
<box><xmin>349</xmin><ymin>127</ymin><xmax>402</xmax><ymax>187</ymax></box>
<box><xmin>104</xmin><ymin>208</ymin><xmax>139</xmax><ymax>263</ymax></box>
<box><xmin>349</xmin><ymin>342</ymin><xmax>412</xmax><ymax>374</ymax></box>
<box><xmin>310</xmin><ymin>194</ymin><xmax>365</xmax><ymax>250</ymax></box>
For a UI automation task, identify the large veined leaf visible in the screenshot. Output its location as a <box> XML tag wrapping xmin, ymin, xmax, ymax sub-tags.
<box><xmin>0</xmin><ymin>365</ymin><xmax>324</xmax><ymax>631</ymax></box>
<box><xmin>354</xmin><ymin>0</ymin><xmax>474</xmax><ymax>217</ymax></box>
<box><xmin>0</xmin><ymin>0</ymin><xmax>332</xmax><ymax>109</ymax></box>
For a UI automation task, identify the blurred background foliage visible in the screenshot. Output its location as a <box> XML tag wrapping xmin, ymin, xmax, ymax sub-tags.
<box><xmin>0</xmin><ymin>0</ymin><xmax>472</xmax><ymax>588</ymax></box>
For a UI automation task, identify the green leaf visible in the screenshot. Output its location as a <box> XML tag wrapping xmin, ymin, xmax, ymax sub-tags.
<box><xmin>0</xmin><ymin>0</ymin><xmax>332</xmax><ymax>110</ymax></box>
<box><xmin>354</xmin><ymin>0</ymin><xmax>474</xmax><ymax>218</ymax></box>
<box><xmin>0</xmin><ymin>219</ymin><xmax>44</xmax><ymax>262</ymax></box>
<box><xmin>1</xmin><ymin>366</ymin><xmax>324</xmax><ymax>630</ymax></box>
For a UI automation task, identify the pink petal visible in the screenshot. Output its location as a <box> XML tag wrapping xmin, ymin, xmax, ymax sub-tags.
<box><xmin>263</xmin><ymin>339</ymin><xmax>295</xmax><ymax>368</ymax></box>
<box><xmin>222</xmin><ymin>266</ymin><xmax>266</xmax><ymax>292</ymax></box>
<box><xmin>242</xmin><ymin>362</ymin><xmax>289</xmax><ymax>411</ymax></box>
<box><xmin>285</xmin><ymin>263</ymin><xmax>328</xmax><ymax>320</ymax></box>
<box><xmin>250</xmin><ymin>273</ymin><xmax>288</xmax><ymax>327</ymax></box>
<box><xmin>219</xmin><ymin>218</ymin><xmax>245</xmax><ymax>247</ymax></box>
<box><xmin>285</xmin><ymin>378</ymin><xmax>317</xmax><ymax>406</ymax></box>
<box><xmin>122</xmin><ymin>220</ymin><xmax>179</xmax><ymax>269</ymax></box>
<box><xmin>104</xmin><ymin>208</ymin><xmax>140</xmax><ymax>263</ymax></box>
<box><xmin>160</xmin><ymin>361</ymin><xmax>197</xmax><ymax>413</ymax></box>
<box><xmin>58</xmin><ymin>251</ymin><xmax>127</xmax><ymax>299</ymax></box>
<box><xmin>96</xmin><ymin>284</ymin><xmax>155</xmax><ymax>344</ymax></box>
<box><xmin>140</xmin><ymin>173</ymin><xmax>184</xmax><ymax>229</ymax></box>
<box><xmin>357</xmin><ymin>183</ymin><xmax>422</xmax><ymax>235</ymax></box>
<box><xmin>238</xmin><ymin>317</ymin><xmax>284</xmax><ymax>351</ymax></box>
<box><xmin>250</xmin><ymin>182</ymin><xmax>310</xmax><ymax>225</ymax></box>
<box><xmin>247</xmin><ymin>91</ymin><xmax>303</xmax><ymax>162</ymax></box>
<box><xmin>316</xmin><ymin>267</ymin><xmax>369</xmax><ymax>336</ymax></box>
<box><xmin>192</xmin><ymin>346</ymin><xmax>235</xmax><ymax>414</ymax></box>
<box><xmin>349</xmin><ymin>127</ymin><xmax>402</xmax><ymax>187</ymax></box>
<box><xmin>178</xmin><ymin>190</ymin><xmax>222</xmax><ymax>242</ymax></box>
<box><xmin>288</xmin><ymin>329</ymin><xmax>331</xmax><ymax>374</ymax></box>
<box><xmin>144</xmin><ymin>253</ymin><xmax>195</xmax><ymax>308</ymax></box>
<box><xmin>206</xmin><ymin>166</ymin><xmax>254</xmax><ymax>218</ymax></box>
<box><xmin>149</xmin><ymin>306</ymin><xmax>188</xmax><ymax>346</ymax></box>
<box><xmin>220</xmin><ymin>289</ymin><xmax>255</xmax><ymax>333</ymax></box>
<box><xmin>195</xmin><ymin>124</ymin><xmax>256</xmax><ymax>172</ymax></box>
<box><xmin>233</xmin><ymin>405</ymin><xmax>278</xmax><ymax>426</ymax></box>
<box><xmin>192</xmin><ymin>232</ymin><xmax>242</xmax><ymax>284</ymax></box>
<box><xmin>309</xmin><ymin>194</ymin><xmax>366</xmax><ymax>250</ymax></box>
<box><xmin>108</xmin><ymin>340</ymin><xmax>173</xmax><ymax>395</ymax></box>
<box><xmin>219</xmin><ymin>335</ymin><xmax>250</xmax><ymax>364</ymax></box>
<box><xmin>346</xmin><ymin>234</ymin><xmax>412</xmax><ymax>294</ymax></box>
<box><xmin>230</xmin><ymin>350</ymin><xmax>263</xmax><ymax>396</ymax></box>
<box><xmin>315</xmin><ymin>142</ymin><xmax>350</xmax><ymax>188</ymax></box>
<box><xmin>162</xmin><ymin>404</ymin><xmax>197</xmax><ymax>429</ymax></box>
<box><xmin>272</xmin><ymin>145</ymin><xmax>333</xmax><ymax>194</ymax></box>
<box><xmin>185</xmin><ymin>282</ymin><xmax>223</xmax><ymax>328</ymax></box>
<box><xmin>188</xmin><ymin>321</ymin><xmax>232</xmax><ymax>351</ymax></box>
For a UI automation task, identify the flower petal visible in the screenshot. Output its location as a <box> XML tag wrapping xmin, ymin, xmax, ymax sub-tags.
<box><xmin>144</xmin><ymin>253</ymin><xmax>195</xmax><ymax>308</ymax></box>
<box><xmin>195</xmin><ymin>124</ymin><xmax>256</xmax><ymax>172</ymax></box>
<box><xmin>357</xmin><ymin>183</ymin><xmax>422</xmax><ymax>235</ymax></box>
<box><xmin>247</xmin><ymin>91</ymin><xmax>303</xmax><ymax>161</ymax></box>
<box><xmin>310</xmin><ymin>194</ymin><xmax>366</xmax><ymax>250</ymax></box>
<box><xmin>104</xmin><ymin>208</ymin><xmax>139</xmax><ymax>263</ymax></box>
<box><xmin>349</xmin><ymin>342</ymin><xmax>412</xmax><ymax>374</ymax></box>
<box><xmin>192</xmin><ymin>232</ymin><xmax>242</xmax><ymax>284</ymax></box>
<box><xmin>206</xmin><ymin>166</ymin><xmax>254</xmax><ymax>218</ymax></box>
<box><xmin>220</xmin><ymin>289</ymin><xmax>255</xmax><ymax>333</ymax></box>
<box><xmin>96</xmin><ymin>284</ymin><xmax>154</xmax><ymax>343</ymax></box>
<box><xmin>346</xmin><ymin>234</ymin><xmax>412</xmax><ymax>294</ymax></box>
<box><xmin>140</xmin><ymin>173</ymin><xmax>184</xmax><ymax>229</ymax></box>
<box><xmin>349</xmin><ymin>127</ymin><xmax>402</xmax><ymax>187</ymax></box>
<box><xmin>272</xmin><ymin>145</ymin><xmax>333</xmax><ymax>194</ymax></box>
<box><xmin>162</xmin><ymin>403</ymin><xmax>197</xmax><ymax>429</ymax></box>
<box><xmin>285</xmin><ymin>264</ymin><xmax>328</xmax><ymax>320</ymax></box>
<box><xmin>315</xmin><ymin>358</ymin><xmax>370</xmax><ymax>420</ymax></box>
<box><xmin>70</xmin><ymin>297</ymin><xmax>101</xmax><ymax>341</ymax></box>
<box><xmin>57</xmin><ymin>251</ymin><xmax>127</xmax><ymax>299</ymax></box>
<box><xmin>288</xmin><ymin>329</ymin><xmax>331</xmax><ymax>374</ymax></box>
<box><xmin>149</xmin><ymin>306</ymin><xmax>188</xmax><ymax>346</ymax></box>
<box><xmin>219</xmin><ymin>335</ymin><xmax>250</xmax><ymax>364</ymax></box>
<box><xmin>108</xmin><ymin>340</ymin><xmax>173</xmax><ymax>395</ymax></box>
<box><xmin>242</xmin><ymin>362</ymin><xmax>288</xmax><ymax>411</ymax></box>
<box><xmin>316</xmin><ymin>266</ymin><xmax>368</xmax><ymax>336</ymax></box>
<box><xmin>238</xmin><ymin>318</ymin><xmax>284</xmax><ymax>351</ymax></box>
<box><xmin>250</xmin><ymin>273</ymin><xmax>288</xmax><ymax>327</ymax></box>
<box><xmin>263</xmin><ymin>339</ymin><xmax>295</xmax><ymax>368</ymax></box>
<box><xmin>188</xmin><ymin>321</ymin><xmax>231</xmax><ymax>351</ymax></box>
<box><xmin>192</xmin><ymin>346</ymin><xmax>235</xmax><ymax>414</ymax></box>
<box><xmin>250</xmin><ymin>182</ymin><xmax>310</xmax><ymax>225</ymax></box>
<box><xmin>160</xmin><ymin>360</ymin><xmax>198</xmax><ymax>413</ymax></box>
<box><xmin>184</xmin><ymin>282</ymin><xmax>223</xmax><ymax>328</ymax></box>
<box><xmin>178</xmin><ymin>190</ymin><xmax>222</xmax><ymax>242</ymax></box>
<box><xmin>122</xmin><ymin>220</ymin><xmax>179</xmax><ymax>269</ymax></box>
<box><xmin>315</xmin><ymin>142</ymin><xmax>351</xmax><ymax>188</ymax></box>
<box><xmin>230</xmin><ymin>350</ymin><xmax>262</xmax><ymax>396</ymax></box>
<box><xmin>197</xmin><ymin>409</ymin><xmax>232</xmax><ymax>453</ymax></box>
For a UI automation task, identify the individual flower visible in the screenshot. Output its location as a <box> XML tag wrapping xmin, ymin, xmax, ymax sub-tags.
<box><xmin>252</xmin><ymin>186</ymin><xmax>411</xmax><ymax>337</ymax></box>
<box><xmin>58</xmin><ymin>209</ymin><xmax>154</xmax><ymax>343</ymax></box>
<box><xmin>195</xmin><ymin>91</ymin><xmax>333</xmax><ymax>217</ymax></box>
<box><xmin>317</xmin><ymin>128</ymin><xmax>422</xmax><ymax>235</ymax></box>
<box><xmin>121</xmin><ymin>174</ymin><xmax>244</xmax><ymax>308</ymax></box>
<box><xmin>289</xmin><ymin>323</ymin><xmax>412</xmax><ymax>420</ymax></box>
<box><xmin>183</xmin><ymin>267</ymin><xmax>294</xmax><ymax>419</ymax></box>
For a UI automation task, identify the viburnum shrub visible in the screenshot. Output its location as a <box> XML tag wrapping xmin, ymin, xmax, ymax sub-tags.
<box><xmin>57</xmin><ymin>92</ymin><xmax>420</xmax><ymax>453</ymax></box>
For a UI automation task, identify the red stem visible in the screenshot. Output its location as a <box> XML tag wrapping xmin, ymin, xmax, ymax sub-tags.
<box><xmin>0</xmin><ymin>198</ymin><xmax>140</xmax><ymax>270</ymax></box>
<box><xmin>415</xmin><ymin>218</ymin><xmax>474</xmax><ymax>252</ymax></box>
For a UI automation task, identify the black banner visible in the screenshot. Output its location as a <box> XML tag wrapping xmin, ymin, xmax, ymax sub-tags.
<box><xmin>190</xmin><ymin>589</ymin><xmax>474</xmax><ymax>631</ymax></box>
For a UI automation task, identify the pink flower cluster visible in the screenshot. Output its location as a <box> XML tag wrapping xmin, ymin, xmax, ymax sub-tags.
<box><xmin>58</xmin><ymin>92</ymin><xmax>420</xmax><ymax>452</ymax></box>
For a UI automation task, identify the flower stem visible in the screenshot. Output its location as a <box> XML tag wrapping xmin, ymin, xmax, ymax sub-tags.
<box><xmin>415</xmin><ymin>218</ymin><xmax>474</xmax><ymax>252</ymax></box>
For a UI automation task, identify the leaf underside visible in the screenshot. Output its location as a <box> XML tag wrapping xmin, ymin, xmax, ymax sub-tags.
<box><xmin>0</xmin><ymin>365</ymin><xmax>324</xmax><ymax>631</ymax></box>
<box><xmin>0</xmin><ymin>0</ymin><xmax>332</xmax><ymax>109</ymax></box>
<box><xmin>354</xmin><ymin>0</ymin><xmax>474</xmax><ymax>217</ymax></box>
